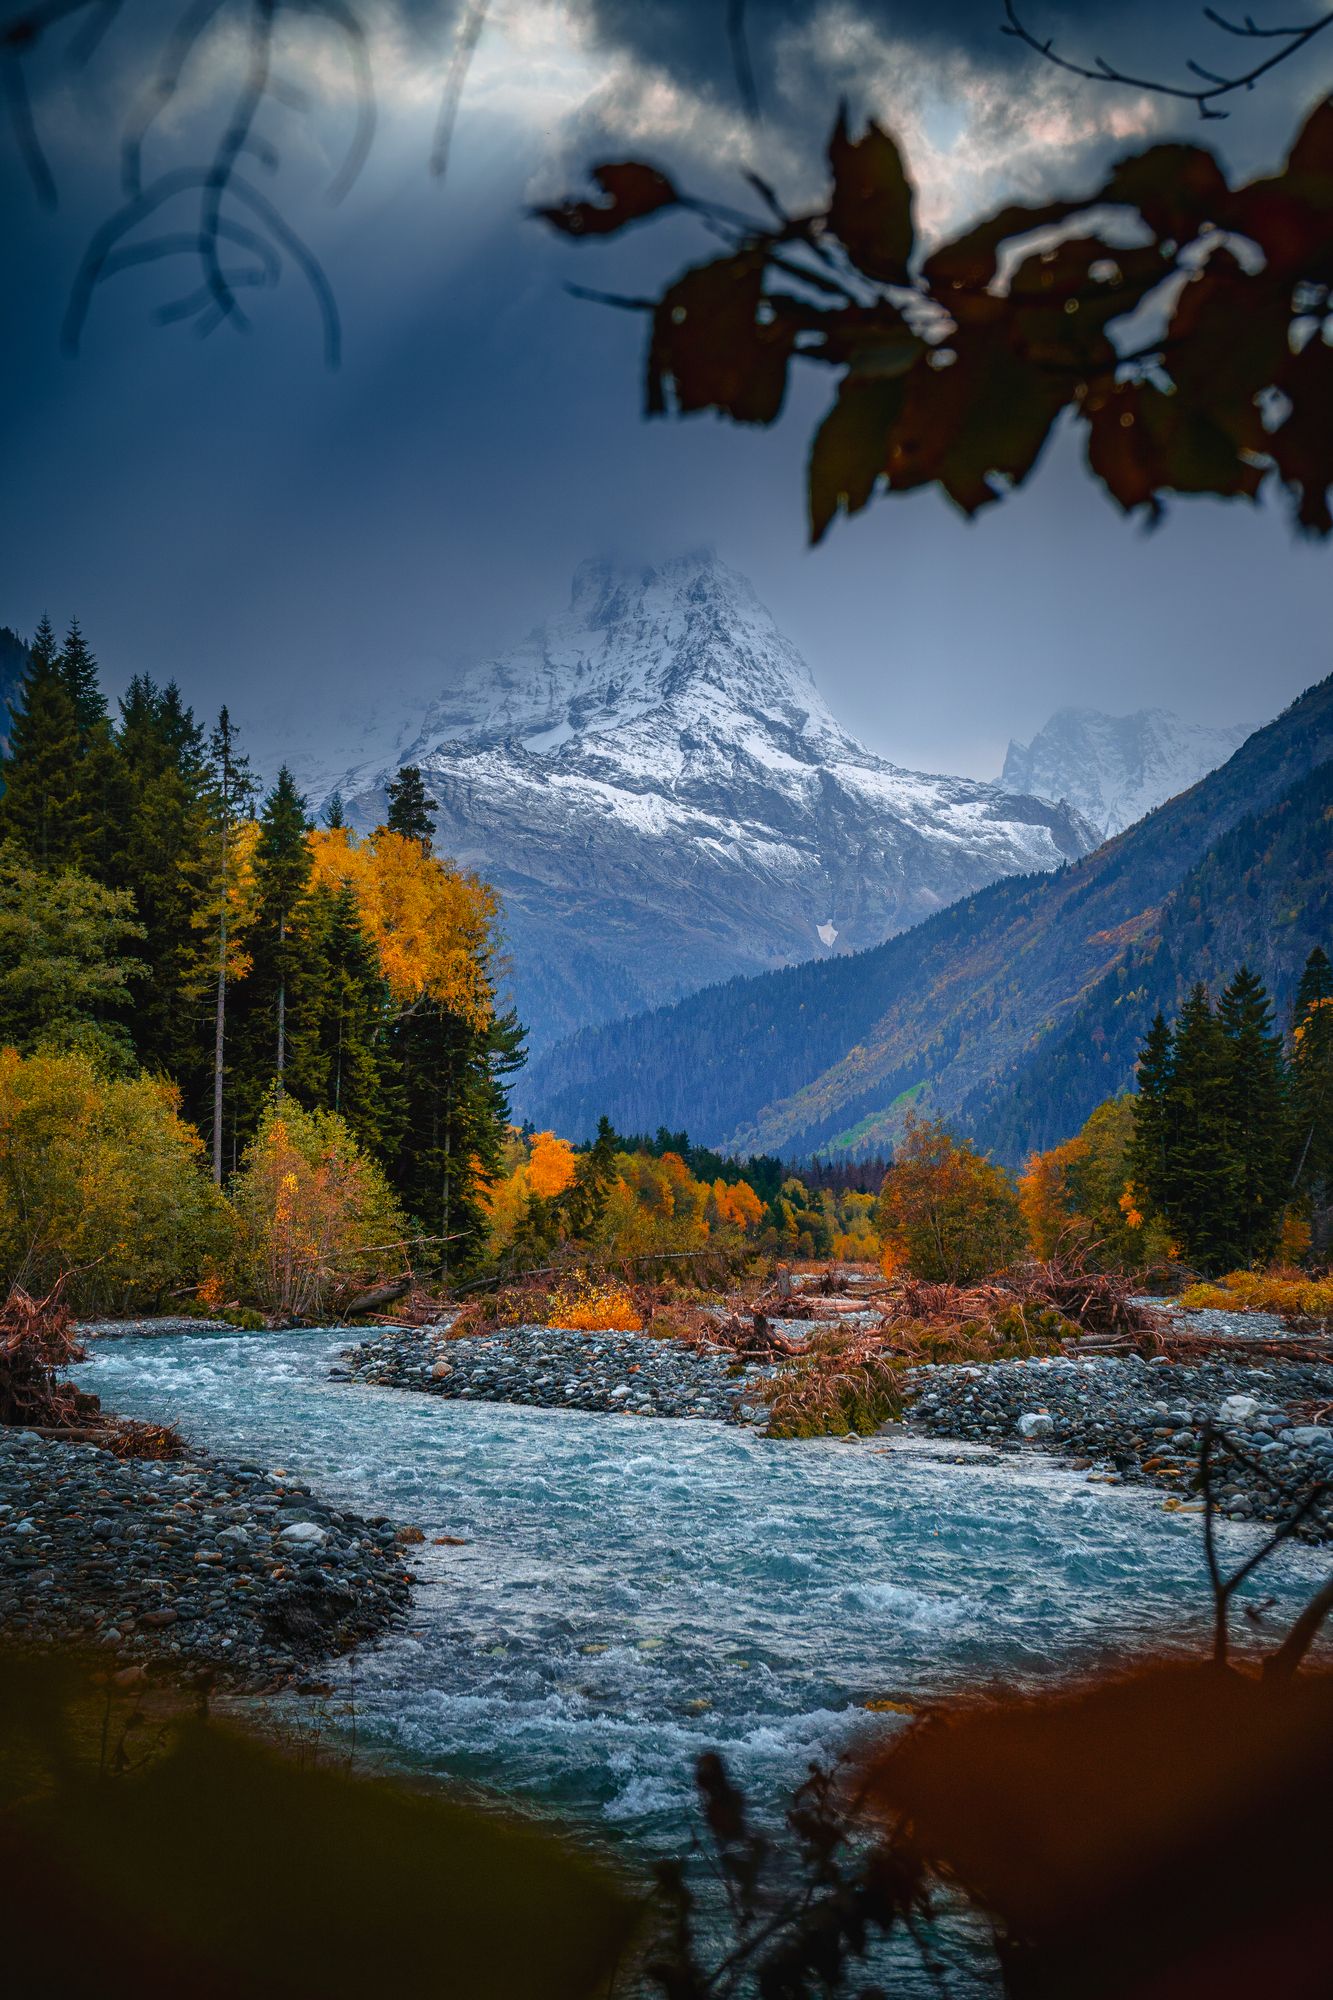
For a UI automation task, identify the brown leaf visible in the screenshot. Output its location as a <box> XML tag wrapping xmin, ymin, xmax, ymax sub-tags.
<box><xmin>884</xmin><ymin>327</ymin><xmax>1073</xmax><ymax>516</ymax></box>
<box><xmin>1083</xmin><ymin>379</ymin><xmax>1265</xmax><ymax>520</ymax></box>
<box><xmin>536</xmin><ymin>162</ymin><xmax>678</xmax><ymax>238</ymax></box>
<box><xmin>1224</xmin><ymin>99</ymin><xmax>1333</xmax><ymax>283</ymax></box>
<box><xmin>922</xmin><ymin>198</ymin><xmax>1086</xmax><ymax>293</ymax></box>
<box><xmin>808</xmin><ymin>374</ymin><xmax>906</xmax><ymax>542</ymax></box>
<box><xmin>827</xmin><ymin>107</ymin><xmax>914</xmax><ymax>285</ymax></box>
<box><xmin>647</xmin><ymin>253</ymin><xmax>796</xmax><ymax>424</ymax></box>
<box><xmin>1286</xmin><ymin>93</ymin><xmax>1333</xmax><ymax>179</ymax></box>
<box><xmin>1167</xmin><ymin>251</ymin><xmax>1290</xmax><ymax>450</ymax></box>
<box><xmin>1270</xmin><ymin>336</ymin><xmax>1333</xmax><ymax>535</ymax></box>
<box><xmin>1008</xmin><ymin>236</ymin><xmax>1171</xmax><ymax>370</ymax></box>
<box><xmin>1101</xmin><ymin>143</ymin><xmax>1229</xmax><ymax>244</ymax></box>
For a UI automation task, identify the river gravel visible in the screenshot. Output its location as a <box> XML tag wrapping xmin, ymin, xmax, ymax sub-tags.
<box><xmin>0</xmin><ymin>1427</ymin><xmax>411</xmax><ymax>1684</ymax></box>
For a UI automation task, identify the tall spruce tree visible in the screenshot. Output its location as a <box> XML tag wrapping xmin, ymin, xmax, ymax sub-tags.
<box><xmin>1161</xmin><ymin>984</ymin><xmax>1238</xmax><ymax>1274</ymax></box>
<box><xmin>1217</xmin><ymin>965</ymin><xmax>1290</xmax><ymax>1266</ymax></box>
<box><xmin>56</xmin><ymin>618</ymin><xmax>107</xmax><ymax>740</ymax></box>
<box><xmin>103</xmin><ymin>677</ymin><xmax>214</xmax><ymax>1088</ymax></box>
<box><xmin>384</xmin><ymin>766</ymin><xmax>438</xmax><ymax>850</ymax></box>
<box><xmin>390</xmin><ymin>1000</ymin><xmax>524</xmax><ymax>1273</ymax></box>
<box><xmin>305</xmin><ymin>880</ymin><xmax>393</xmax><ymax>1158</ymax></box>
<box><xmin>230</xmin><ymin>768</ymin><xmax>313</xmax><ymax>1144</ymax></box>
<box><xmin>1130</xmin><ymin>1012</ymin><xmax>1173</xmax><ymax>1213</ymax></box>
<box><xmin>204</xmin><ymin>707</ymin><xmax>256</xmax><ymax>1182</ymax></box>
<box><xmin>0</xmin><ymin>614</ymin><xmax>86</xmax><ymax>865</ymax></box>
<box><xmin>1291</xmin><ymin>947</ymin><xmax>1333</xmax><ymax>1256</ymax></box>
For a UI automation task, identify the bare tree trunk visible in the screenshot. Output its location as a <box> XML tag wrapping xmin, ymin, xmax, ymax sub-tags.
<box><xmin>276</xmin><ymin>907</ymin><xmax>286</xmax><ymax>1097</ymax></box>
<box><xmin>212</xmin><ymin>817</ymin><xmax>229</xmax><ymax>1185</ymax></box>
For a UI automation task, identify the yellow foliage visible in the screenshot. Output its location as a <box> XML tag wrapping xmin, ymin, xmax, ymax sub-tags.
<box><xmin>545</xmin><ymin>1279</ymin><xmax>642</xmax><ymax>1332</ymax></box>
<box><xmin>229</xmin><ymin>1099</ymin><xmax>408</xmax><ymax>1319</ymax></box>
<box><xmin>308</xmin><ymin>826</ymin><xmax>497</xmax><ymax>1024</ymax></box>
<box><xmin>1177</xmin><ymin>1268</ymin><xmax>1333</xmax><ymax>1318</ymax></box>
<box><xmin>0</xmin><ymin>1045</ymin><xmax>229</xmax><ymax>1312</ymax></box>
<box><xmin>527</xmin><ymin>1132</ymin><xmax>578</xmax><ymax>1199</ymax></box>
<box><xmin>1018</xmin><ymin>1138</ymin><xmax>1088</xmax><ymax>1261</ymax></box>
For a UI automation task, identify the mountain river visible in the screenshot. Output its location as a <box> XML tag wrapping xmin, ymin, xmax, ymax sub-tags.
<box><xmin>77</xmin><ymin>1328</ymin><xmax>1328</xmax><ymax>1989</ymax></box>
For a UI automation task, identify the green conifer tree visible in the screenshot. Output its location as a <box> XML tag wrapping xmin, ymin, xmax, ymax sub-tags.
<box><xmin>56</xmin><ymin>618</ymin><xmax>107</xmax><ymax>739</ymax></box>
<box><xmin>1130</xmin><ymin>1012</ymin><xmax>1173</xmax><ymax>1215</ymax></box>
<box><xmin>303</xmin><ymin>880</ymin><xmax>393</xmax><ymax>1159</ymax></box>
<box><xmin>1218</xmin><ymin>965</ymin><xmax>1290</xmax><ymax>1266</ymax></box>
<box><xmin>204</xmin><ymin>707</ymin><xmax>256</xmax><ymax>1181</ymax></box>
<box><xmin>1162</xmin><ymin>984</ymin><xmax>1240</xmax><ymax>1274</ymax></box>
<box><xmin>383</xmin><ymin>766</ymin><xmax>438</xmax><ymax>852</ymax></box>
<box><xmin>390</xmin><ymin>1000</ymin><xmax>524</xmax><ymax>1274</ymax></box>
<box><xmin>230</xmin><ymin>768</ymin><xmax>313</xmax><ymax>1143</ymax></box>
<box><xmin>102</xmin><ymin>678</ymin><xmax>213</xmax><ymax>1089</ymax></box>
<box><xmin>1291</xmin><ymin>947</ymin><xmax>1333</xmax><ymax>1257</ymax></box>
<box><xmin>0</xmin><ymin>614</ymin><xmax>85</xmax><ymax>864</ymax></box>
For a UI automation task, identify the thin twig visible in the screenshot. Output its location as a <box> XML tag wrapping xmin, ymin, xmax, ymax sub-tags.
<box><xmin>1001</xmin><ymin>0</ymin><xmax>1333</xmax><ymax>120</ymax></box>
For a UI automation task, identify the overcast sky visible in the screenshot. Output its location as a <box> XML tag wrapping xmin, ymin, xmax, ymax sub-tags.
<box><xmin>3</xmin><ymin>0</ymin><xmax>1331</xmax><ymax>778</ymax></box>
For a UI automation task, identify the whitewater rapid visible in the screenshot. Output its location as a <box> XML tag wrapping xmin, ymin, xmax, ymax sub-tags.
<box><xmin>78</xmin><ymin>1328</ymin><xmax>1325</xmax><ymax>1852</ymax></box>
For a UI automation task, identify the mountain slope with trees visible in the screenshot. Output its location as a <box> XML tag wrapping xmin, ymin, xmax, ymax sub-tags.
<box><xmin>518</xmin><ymin>676</ymin><xmax>1333</xmax><ymax>1165</ymax></box>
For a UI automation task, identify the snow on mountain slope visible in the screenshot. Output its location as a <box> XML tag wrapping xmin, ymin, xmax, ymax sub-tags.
<box><xmin>1000</xmin><ymin>706</ymin><xmax>1252</xmax><ymax>839</ymax></box>
<box><xmin>329</xmin><ymin>554</ymin><xmax>1099</xmax><ymax>1051</ymax></box>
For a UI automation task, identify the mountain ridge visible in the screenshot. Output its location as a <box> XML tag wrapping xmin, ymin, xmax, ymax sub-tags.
<box><xmin>326</xmin><ymin>553</ymin><xmax>1099</xmax><ymax>1051</ymax></box>
<box><xmin>516</xmin><ymin>675</ymin><xmax>1333</xmax><ymax>1163</ymax></box>
<box><xmin>1000</xmin><ymin>705</ymin><xmax>1253</xmax><ymax>838</ymax></box>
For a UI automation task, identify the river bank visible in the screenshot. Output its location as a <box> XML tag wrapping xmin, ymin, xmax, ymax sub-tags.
<box><xmin>343</xmin><ymin>1318</ymin><xmax>1333</xmax><ymax>1537</ymax></box>
<box><xmin>0</xmin><ymin>1424</ymin><xmax>412</xmax><ymax>1687</ymax></box>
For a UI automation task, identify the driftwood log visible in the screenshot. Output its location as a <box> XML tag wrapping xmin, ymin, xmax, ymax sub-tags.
<box><xmin>342</xmin><ymin>1276</ymin><xmax>413</xmax><ymax>1317</ymax></box>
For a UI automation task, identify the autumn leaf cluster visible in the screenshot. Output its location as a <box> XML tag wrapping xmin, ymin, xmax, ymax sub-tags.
<box><xmin>541</xmin><ymin>96</ymin><xmax>1333</xmax><ymax>539</ymax></box>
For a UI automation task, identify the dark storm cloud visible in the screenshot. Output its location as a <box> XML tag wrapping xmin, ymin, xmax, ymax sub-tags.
<box><xmin>1</xmin><ymin>0</ymin><xmax>1330</xmax><ymax>787</ymax></box>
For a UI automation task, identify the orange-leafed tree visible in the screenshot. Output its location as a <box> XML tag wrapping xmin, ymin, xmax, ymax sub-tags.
<box><xmin>875</xmin><ymin>1115</ymin><xmax>1023</xmax><ymax>1284</ymax></box>
<box><xmin>228</xmin><ymin>1097</ymin><xmax>407</xmax><ymax>1320</ymax></box>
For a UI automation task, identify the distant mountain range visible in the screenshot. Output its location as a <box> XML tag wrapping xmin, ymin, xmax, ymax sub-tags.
<box><xmin>1000</xmin><ymin>707</ymin><xmax>1253</xmax><ymax>838</ymax></box>
<box><xmin>319</xmin><ymin>554</ymin><xmax>1098</xmax><ymax>1051</ymax></box>
<box><xmin>517</xmin><ymin>676</ymin><xmax>1333</xmax><ymax>1165</ymax></box>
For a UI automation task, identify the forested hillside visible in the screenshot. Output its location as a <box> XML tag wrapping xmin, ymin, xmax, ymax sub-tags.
<box><xmin>520</xmin><ymin>676</ymin><xmax>1333</xmax><ymax>1164</ymax></box>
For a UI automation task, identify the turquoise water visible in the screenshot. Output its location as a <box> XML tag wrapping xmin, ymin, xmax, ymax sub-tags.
<box><xmin>79</xmin><ymin>1332</ymin><xmax>1325</xmax><ymax>1875</ymax></box>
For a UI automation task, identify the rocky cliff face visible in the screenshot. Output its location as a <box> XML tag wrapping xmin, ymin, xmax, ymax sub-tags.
<box><xmin>1000</xmin><ymin>706</ymin><xmax>1252</xmax><ymax>838</ymax></box>
<box><xmin>331</xmin><ymin>554</ymin><xmax>1098</xmax><ymax>1050</ymax></box>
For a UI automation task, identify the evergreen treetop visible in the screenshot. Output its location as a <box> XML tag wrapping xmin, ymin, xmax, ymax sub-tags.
<box><xmin>384</xmin><ymin>765</ymin><xmax>438</xmax><ymax>852</ymax></box>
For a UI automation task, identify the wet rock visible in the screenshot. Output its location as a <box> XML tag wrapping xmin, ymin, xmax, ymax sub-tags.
<box><xmin>0</xmin><ymin>1428</ymin><xmax>412</xmax><ymax>1687</ymax></box>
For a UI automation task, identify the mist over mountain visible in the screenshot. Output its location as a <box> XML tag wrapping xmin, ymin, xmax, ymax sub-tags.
<box><xmin>318</xmin><ymin>553</ymin><xmax>1098</xmax><ymax>1051</ymax></box>
<box><xmin>1000</xmin><ymin>707</ymin><xmax>1253</xmax><ymax>839</ymax></box>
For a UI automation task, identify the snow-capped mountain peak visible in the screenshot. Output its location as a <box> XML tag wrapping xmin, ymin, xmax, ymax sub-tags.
<box><xmin>398</xmin><ymin>550</ymin><xmax>848</xmax><ymax>768</ymax></box>
<box><xmin>1000</xmin><ymin>706</ymin><xmax>1253</xmax><ymax>838</ymax></box>
<box><xmin>324</xmin><ymin>554</ymin><xmax>1099</xmax><ymax>1052</ymax></box>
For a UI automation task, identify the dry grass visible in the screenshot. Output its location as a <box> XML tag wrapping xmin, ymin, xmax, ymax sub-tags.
<box><xmin>1177</xmin><ymin>1268</ymin><xmax>1333</xmax><ymax>1324</ymax></box>
<box><xmin>0</xmin><ymin>1283</ymin><xmax>91</xmax><ymax>1429</ymax></box>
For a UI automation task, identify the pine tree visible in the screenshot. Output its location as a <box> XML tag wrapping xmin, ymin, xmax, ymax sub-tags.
<box><xmin>322</xmin><ymin>790</ymin><xmax>348</xmax><ymax>831</ymax></box>
<box><xmin>0</xmin><ymin>614</ymin><xmax>86</xmax><ymax>864</ymax></box>
<box><xmin>1218</xmin><ymin>965</ymin><xmax>1290</xmax><ymax>1266</ymax></box>
<box><xmin>304</xmin><ymin>880</ymin><xmax>392</xmax><ymax>1158</ymax></box>
<box><xmin>1129</xmin><ymin>1012</ymin><xmax>1173</xmax><ymax>1216</ymax></box>
<box><xmin>1291</xmin><ymin>947</ymin><xmax>1333</xmax><ymax>1257</ymax></box>
<box><xmin>383</xmin><ymin>766</ymin><xmax>438</xmax><ymax>852</ymax></box>
<box><xmin>56</xmin><ymin>618</ymin><xmax>107</xmax><ymax>740</ymax></box>
<box><xmin>102</xmin><ymin>677</ymin><xmax>213</xmax><ymax>1087</ymax></box>
<box><xmin>390</xmin><ymin>1000</ymin><xmax>524</xmax><ymax>1273</ymax></box>
<box><xmin>204</xmin><ymin>707</ymin><xmax>256</xmax><ymax>1182</ymax></box>
<box><xmin>1162</xmin><ymin>984</ymin><xmax>1239</xmax><ymax>1274</ymax></box>
<box><xmin>230</xmin><ymin>768</ymin><xmax>312</xmax><ymax>1141</ymax></box>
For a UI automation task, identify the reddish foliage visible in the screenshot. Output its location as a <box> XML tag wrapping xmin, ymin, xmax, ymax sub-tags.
<box><xmin>0</xmin><ymin>1283</ymin><xmax>94</xmax><ymax>1429</ymax></box>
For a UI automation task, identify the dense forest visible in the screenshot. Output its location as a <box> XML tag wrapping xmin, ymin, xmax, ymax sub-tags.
<box><xmin>0</xmin><ymin>616</ymin><xmax>521</xmax><ymax>1271</ymax></box>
